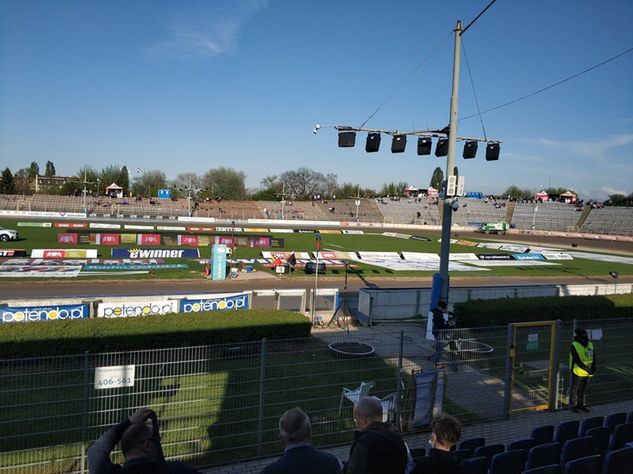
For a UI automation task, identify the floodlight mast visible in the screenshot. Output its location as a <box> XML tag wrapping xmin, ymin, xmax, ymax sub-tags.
<box><xmin>320</xmin><ymin>20</ymin><xmax>500</xmax><ymax>307</ymax></box>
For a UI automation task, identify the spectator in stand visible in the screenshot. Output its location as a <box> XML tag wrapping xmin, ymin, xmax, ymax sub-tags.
<box><xmin>262</xmin><ymin>407</ymin><xmax>341</xmax><ymax>474</ymax></box>
<box><xmin>343</xmin><ymin>396</ymin><xmax>408</xmax><ymax>474</ymax></box>
<box><xmin>88</xmin><ymin>407</ymin><xmax>201</xmax><ymax>474</ymax></box>
<box><xmin>412</xmin><ymin>414</ymin><xmax>462</xmax><ymax>474</ymax></box>
<box><xmin>432</xmin><ymin>301</ymin><xmax>450</xmax><ymax>364</ymax></box>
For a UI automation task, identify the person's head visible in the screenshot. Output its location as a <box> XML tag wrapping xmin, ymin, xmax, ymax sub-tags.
<box><xmin>574</xmin><ymin>328</ymin><xmax>589</xmax><ymax>346</ymax></box>
<box><xmin>429</xmin><ymin>413</ymin><xmax>462</xmax><ymax>451</ymax></box>
<box><xmin>279</xmin><ymin>407</ymin><xmax>312</xmax><ymax>446</ymax></box>
<box><xmin>121</xmin><ymin>423</ymin><xmax>160</xmax><ymax>461</ymax></box>
<box><xmin>353</xmin><ymin>396</ymin><xmax>383</xmax><ymax>431</ymax></box>
<box><xmin>437</xmin><ymin>301</ymin><xmax>447</xmax><ymax>311</ymax></box>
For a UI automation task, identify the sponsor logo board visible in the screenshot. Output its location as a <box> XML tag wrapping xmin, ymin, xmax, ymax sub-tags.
<box><xmin>409</xmin><ymin>235</ymin><xmax>431</xmax><ymax>241</ymax></box>
<box><xmin>90</xmin><ymin>223</ymin><xmax>121</xmax><ymax>229</ymax></box>
<box><xmin>111</xmin><ymin>248</ymin><xmax>200</xmax><ymax>258</ymax></box>
<box><xmin>0</xmin><ymin>250</ymin><xmax>27</xmax><ymax>257</ymax></box>
<box><xmin>57</xmin><ymin>233</ymin><xmax>78</xmax><ymax>244</ymax></box>
<box><xmin>358</xmin><ymin>251</ymin><xmax>401</xmax><ymax>259</ymax></box>
<box><xmin>215</xmin><ymin>227</ymin><xmax>243</xmax><ymax>232</ymax></box>
<box><xmin>0</xmin><ymin>258</ymin><xmax>164</xmax><ymax>265</ymax></box>
<box><xmin>268</xmin><ymin>228</ymin><xmax>294</xmax><ymax>233</ymax></box>
<box><xmin>1</xmin><ymin>304</ymin><xmax>89</xmax><ymax>323</ymax></box>
<box><xmin>18</xmin><ymin>221</ymin><xmax>52</xmax><ymax>227</ymax></box>
<box><xmin>97</xmin><ymin>300</ymin><xmax>177</xmax><ymax>318</ymax></box>
<box><xmin>0</xmin><ymin>265</ymin><xmax>82</xmax><ymax>277</ymax></box>
<box><xmin>124</xmin><ymin>225</ymin><xmax>155</xmax><ymax>230</ymax></box>
<box><xmin>512</xmin><ymin>253</ymin><xmax>545</xmax><ymax>261</ymax></box>
<box><xmin>32</xmin><ymin>249</ymin><xmax>98</xmax><ymax>258</ymax></box>
<box><xmin>179</xmin><ymin>292</ymin><xmax>250</xmax><ymax>313</ymax></box>
<box><xmin>449</xmin><ymin>253</ymin><xmax>480</xmax><ymax>261</ymax></box>
<box><xmin>542</xmin><ymin>252</ymin><xmax>574</xmax><ymax>261</ymax></box>
<box><xmin>83</xmin><ymin>263</ymin><xmax>188</xmax><ymax>271</ymax></box>
<box><xmin>243</xmin><ymin>228</ymin><xmax>268</xmax><ymax>233</ymax></box>
<box><xmin>383</xmin><ymin>232</ymin><xmax>411</xmax><ymax>239</ymax></box>
<box><xmin>401</xmin><ymin>252</ymin><xmax>440</xmax><ymax>262</ymax></box>
<box><xmin>341</xmin><ymin>230</ymin><xmax>365</xmax><ymax>234</ymax></box>
<box><xmin>54</xmin><ymin>222</ymin><xmax>87</xmax><ymax>228</ymax></box>
<box><xmin>477</xmin><ymin>253</ymin><xmax>513</xmax><ymax>260</ymax></box>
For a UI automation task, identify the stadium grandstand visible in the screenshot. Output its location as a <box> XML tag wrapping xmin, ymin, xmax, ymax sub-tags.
<box><xmin>1</xmin><ymin>192</ymin><xmax>632</xmax><ymax>236</ymax></box>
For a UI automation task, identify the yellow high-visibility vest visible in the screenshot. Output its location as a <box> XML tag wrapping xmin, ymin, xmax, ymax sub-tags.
<box><xmin>569</xmin><ymin>341</ymin><xmax>594</xmax><ymax>377</ymax></box>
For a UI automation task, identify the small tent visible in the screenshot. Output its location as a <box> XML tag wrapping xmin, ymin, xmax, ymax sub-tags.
<box><xmin>534</xmin><ymin>191</ymin><xmax>549</xmax><ymax>202</ymax></box>
<box><xmin>105</xmin><ymin>183</ymin><xmax>124</xmax><ymax>199</ymax></box>
<box><xmin>560</xmin><ymin>191</ymin><xmax>577</xmax><ymax>204</ymax></box>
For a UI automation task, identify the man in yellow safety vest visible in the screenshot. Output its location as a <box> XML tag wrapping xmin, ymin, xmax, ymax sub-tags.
<box><xmin>569</xmin><ymin>327</ymin><xmax>595</xmax><ymax>413</ymax></box>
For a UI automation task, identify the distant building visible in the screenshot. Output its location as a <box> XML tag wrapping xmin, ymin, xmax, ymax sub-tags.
<box><xmin>34</xmin><ymin>175</ymin><xmax>77</xmax><ymax>192</ymax></box>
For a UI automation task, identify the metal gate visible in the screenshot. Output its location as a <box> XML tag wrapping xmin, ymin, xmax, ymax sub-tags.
<box><xmin>505</xmin><ymin>321</ymin><xmax>561</xmax><ymax>415</ymax></box>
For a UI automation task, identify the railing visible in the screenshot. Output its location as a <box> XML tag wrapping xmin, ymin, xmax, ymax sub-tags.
<box><xmin>1</xmin><ymin>318</ymin><xmax>632</xmax><ymax>473</ymax></box>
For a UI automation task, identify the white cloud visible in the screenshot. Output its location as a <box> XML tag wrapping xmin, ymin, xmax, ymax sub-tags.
<box><xmin>149</xmin><ymin>0</ymin><xmax>268</xmax><ymax>60</ymax></box>
<box><xmin>527</xmin><ymin>134</ymin><xmax>633</xmax><ymax>159</ymax></box>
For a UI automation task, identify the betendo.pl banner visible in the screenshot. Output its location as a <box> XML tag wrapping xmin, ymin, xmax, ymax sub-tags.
<box><xmin>1</xmin><ymin>304</ymin><xmax>90</xmax><ymax>323</ymax></box>
<box><xmin>179</xmin><ymin>292</ymin><xmax>250</xmax><ymax>313</ymax></box>
<box><xmin>111</xmin><ymin>248</ymin><xmax>200</xmax><ymax>258</ymax></box>
<box><xmin>97</xmin><ymin>300</ymin><xmax>177</xmax><ymax>318</ymax></box>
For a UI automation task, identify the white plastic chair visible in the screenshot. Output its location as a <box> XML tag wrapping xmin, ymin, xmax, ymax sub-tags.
<box><xmin>338</xmin><ymin>381</ymin><xmax>375</xmax><ymax>414</ymax></box>
<box><xmin>378</xmin><ymin>393</ymin><xmax>397</xmax><ymax>422</ymax></box>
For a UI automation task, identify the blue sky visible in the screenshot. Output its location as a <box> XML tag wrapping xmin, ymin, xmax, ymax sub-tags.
<box><xmin>1</xmin><ymin>0</ymin><xmax>632</xmax><ymax>200</ymax></box>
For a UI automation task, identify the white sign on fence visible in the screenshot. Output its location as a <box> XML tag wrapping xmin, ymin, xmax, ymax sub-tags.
<box><xmin>94</xmin><ymin>365</ymin><xmax>135</xmax><ymax>389</ymax></box>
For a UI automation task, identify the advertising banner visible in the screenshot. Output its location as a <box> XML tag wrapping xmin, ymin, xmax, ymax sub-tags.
<box><xmin>111</xmin><ymin>248</ymin><xmax>200</xmax><ymax>258</ymax></box>
<box><xmin>401</xmin><ymin>252</ymin><xmax>441</xmax><ymax>262</ymax></box>
<box><xmin>1</xmin><ymin>303</ymin><xmax>89</xmax><ymax>323</ymax></box>
<box><xmin>512</xmin><ymin>253</ymin><xmax>546</xmax><ymax>261</ymax></box>
<box><xmin>211</xmin><ymin>244</ymin><xmax>228</xmax><ymax>281</ymax></box>
<box><xmin>0</xmin><ymin>249</ymin><xmax>27</xmax><ymax>257</ymax></box>
<box><xmin>186</xmin><ymin>226</ymin><xmax>215</xmax><ymax>232</ymax></box>
<box><xmin>18</xmin><ymin>221</ymin><xmax>52</xmax><ymax>227</ymax></box>
<box><xmin>54</xmin><ymin>222</ymin><xmax>87</xmax><ymax>228</ymax></box>
<box><xmin>157</xmin><ymin>188</ymin><xmax>171</xmax><ymax>199</ymax></box>
<box><xmin>244</xmin><ymin>228</ymin><xmax>268</xmax><ymax>233</ymax></box>
<box><xmin>0</xmin><ymin>265</ymin><xmax>82</xmax><ymax>277</ymax></box>
<box><xmin>97</xmin><ymin>300</ymin><xmax>177</xmax><ymax>318</ymax></box>
<box><xmin>216</xmin><ymin>227</ymin><xmax>243</xmax><ymax>232</ymax></box>
<box><xmin>251</xmin><ymin>236</ymin><xmax>271</xmax><ymax>248</ymax></box>
<box><xmin>121</xmin><ymin>234</ymin><xmax>136</xmax><ymax>244</ymax></box>
<box><xmin>90</xmin><ymin>223</ymin><xmax>121</xmax><ymax>229</ymax></box>
<box><xmin>57</xmin><ymin>233</ymin><xmax>78</xmax><ymax>245</ymax></box>
<box><xmin>215</xmin><ymin>235</ymin><xmax>236</xmax><ymax>246</ymax></box>
<box><xmin>83</xmin><ymin>263</ymin><xmax>188</xmax><ymax>271</ymax></box>
<box><xmin>99</xmin><ymin>234</ymin><xmax>121</xmax><ymax>246</ymax></box>
<box><xmin>179</xmin><ymin>292</ymin><xmax>250</xmax><ymax>313</ymax></box>
<box><xmin>178</xmin><ymin>235</ymin><xmax>200</xmax><ymax>246</ymax></box>
<box><xmin>125</xmin><ymin>225</ymin><xmax>155</xmax><ymax>230</ymax></box>
<box><xmin>477</xmin><ymin>253</ymin><xmax>513</xmax><ymax>260</ymax></box>
<box><xmin>32</xmin><ymin>249</ymin><xmax>98</xmax><ymax>258</ymax></box>
<box><xmin>542</xmin><ymin>252</ymin><xmax>574</xmax><ymax>261</ymax></box>
<box><xmin>358</xmin><ymin>251</ymin><xmax>401</xmax><ymax>259</ymax></box>
<box><xmin>138</xmin><ymin>234</ymin><xmax>161</xmax><ymax>246</ymax></box>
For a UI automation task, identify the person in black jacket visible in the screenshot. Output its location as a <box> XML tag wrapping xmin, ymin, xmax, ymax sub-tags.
<box><xmin>262</xmin><ymin>407</ymin><xmax>341</xmax><ymax>474</ymax></box>
<box><xmin>88</xmin><ymin>407</ymin><xmax>201</xmax><ymax>474</ymax></box>
<box><xmin>343</xmin><ymin>396</ymin><xmax>408</xmax><ymax>474</ymax></box>
<box><xmin>432</xmin><ymin>301</ymin><xmax>450</xmax><ymax>364</ymax></box>
<box><xmin>412</xmin><ymin>414</ymin><xmax>462</xmax><ymax>474</ymax></box>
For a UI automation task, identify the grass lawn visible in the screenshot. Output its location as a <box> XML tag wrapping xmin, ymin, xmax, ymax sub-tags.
<box><xmin>1</xmin><ymin>219</ymin><xmax>632</xmax><ymax>281</ymax></box>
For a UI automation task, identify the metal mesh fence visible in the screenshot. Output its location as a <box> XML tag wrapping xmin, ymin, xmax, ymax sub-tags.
<box><xmin>1</xmin><ymin>318</ymin><xmax>631</xmax><ymax>473</ymax></box>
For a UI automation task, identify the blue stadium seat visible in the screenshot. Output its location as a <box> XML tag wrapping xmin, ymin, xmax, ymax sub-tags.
<box><xmin>508</xmin><ymin>438</ymin><xmax>536</xmax><ymax>453</ymax></box>
<box><xmin>579</xmin><ymin>416</ymin><xmax>604</xmax><ymax>436</ymax></box>
<box><xmin>526</xmin><ymin>442</ymin><xmax>561</xmax><ymax>470</ymax></box>
<box><xmin>554</xmin><ymin>420</ymin><xmax>579</xmax><ymax>446</ymax></box>
<box><xmin>461</xmin><ymin>456</ymin><xmax>488</xmax><ymax>474</ymax></box>
<box><xmin>459</xmin><ymin>437</ymin><xmax>486</xmax><ymax>450</ymax></box>
<box><xmin>627</xmin><ymin>411</ymin><xmax>633</xmax><ymax>423</ymax></box>
<box><xmin>562</xmin><ymin>454</ymin><xmax>602</xmax><ymax>474</ymax></box>
<box><xmin>560</xmin><ymin>436</ymin><xmax>592</xmax><ymax>466</ymax></box>
<box><xmin>604</xmin><ymin>412</ymin><xmax>626</xmax><ymax>433</ymax></box>
<box><xmin>531</xmin><ymin>425</ymin><xmax>555</xmax><ymax>446</ymax></box>
<box><xmin>608</xmin><ymin>422</ymin><xmax>633</xmax><ymax>451</ymax></box>
<box><xmin>489</xmin><ymin>449</ymin><xmax>525</xmax><ymax>474</ymax></box>
<box><xmin>586</xmin><ymin>426</ymin><xmax>610</xmax><ymax>454</ymax></box>
<box><xmin>453</xmin><ymin>448</ymin><xmax>474</xmax><ymax>463</ymax></box>
<box><xmin>473</xmin><ymin>443</ymin><xmax>505</xmax><ymax>467</ymax></box>
<box><xmin>522</xmin><ymin>464</ymin><xmax>562</xmax><ymax>474</ymax></box>
<box><xmin>601</xmin><ymin>447</ymin><xmax>633</xmax><ymax>474</ymax></box>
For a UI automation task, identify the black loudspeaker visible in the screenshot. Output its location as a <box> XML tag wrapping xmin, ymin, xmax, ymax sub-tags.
<box><xmin>435</xmin><ymin>138</ymin><xmax>448</xmax><ymax>157</ymax></box>
<box><xmin>485</xmin><ymin>143</ymin><xmax>500</xmax><ymax>161</ymax></box>
<box><xmin>463</xmin><ymin>140</ymin><xmax>478</xmax><ymax>159</ymax></box>
<box><xmin>338</xmin><ymin>131</ymin><xmax>356</xmax><ymax>148</ymax></box>
<box><xmin>391</xmin><ymin>135</ymin><xmax>407</xmax><ymax>153</ymax></box>
<box><xmin>365</xmin><ymin>132</ymin><xmax>381</xmax><ymax>152</ymax></box>
<box><xmin>417</xmin><ymin>137</ymin><xmax>432</xmax><ymax>155</ymax></box>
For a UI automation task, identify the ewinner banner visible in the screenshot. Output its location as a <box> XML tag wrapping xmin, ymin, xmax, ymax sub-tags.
<box><xmin>97</xmin><ymin>300</ymin><xmax>177</xmax><ymax>318</ymax></box>
<box><xmin>1</xmin><ymin>304</ymin><xmax>89</xmax><ymax>323</ymax></box>
<box><xmin>180</xmin><ymin>292</ymin><xmax>250</xmax><ymax>313</ymax></box>
<box><xmin>111</xmin><ymin>248</ymin><xmax>200</xmax><ymax>258</ymax></box>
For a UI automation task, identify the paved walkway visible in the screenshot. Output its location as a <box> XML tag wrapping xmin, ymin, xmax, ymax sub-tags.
<box><xmin>201</xmin><ymin>398</ymin><xmax>633</xmax><ymax>473</ymax></box>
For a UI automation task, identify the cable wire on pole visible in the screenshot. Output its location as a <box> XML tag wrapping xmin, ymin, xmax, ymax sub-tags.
<box><xmin>359</xmin><ymin>31</ymin><xmax>453</xmax><ymax>128</ymax></box>
<box><xmin>461</xmin><ymin>0</ymin><xmax>498</xmax><ymax>35</ymax></box>
<box><xmin>460</xmin><ymin>45</ymin><xmax>633</xmax><ymax>121</ymax></box>
<box><xmin>461</xmin><ymin>40</ymin><xmax>488</xmax><ymax>140</ymax></box>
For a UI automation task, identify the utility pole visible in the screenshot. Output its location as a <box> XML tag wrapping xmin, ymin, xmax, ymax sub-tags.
<box><xmin>438</xmin><ymin>20</ymin><xmax>463</xmax><ymax>303</ymax></box>
<box><xmin>355</xmin><ymin>187</ymin><xmax>361</xmax><ymax>222</ymax></box>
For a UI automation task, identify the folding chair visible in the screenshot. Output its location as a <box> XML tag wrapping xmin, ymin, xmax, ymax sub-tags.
<box><xmin>378</xmin><ymin>392</ymin><xmax>397</xmax><ymax>422</ymax></box>
<box><xmin>338</xmin><ymin>381</ymin><xmax>375</xmax><ymax>414</ymax></box>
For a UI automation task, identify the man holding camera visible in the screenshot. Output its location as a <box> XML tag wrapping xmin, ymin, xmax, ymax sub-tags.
<box><xmin>88</xmin><ymin>407</ymin><xmax>201</xmax><ymax>474</ymax></box>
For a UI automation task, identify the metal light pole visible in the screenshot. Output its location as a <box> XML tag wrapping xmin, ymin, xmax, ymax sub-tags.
<box><xmin>438</xmin><ymin>20</ymin><xmax>463</xmax><ymax>303</ymax></box>
<box><xmin>355</xmin><ymin>187</ymin><xmax>361</xmax><ymax>222</ymax></box>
